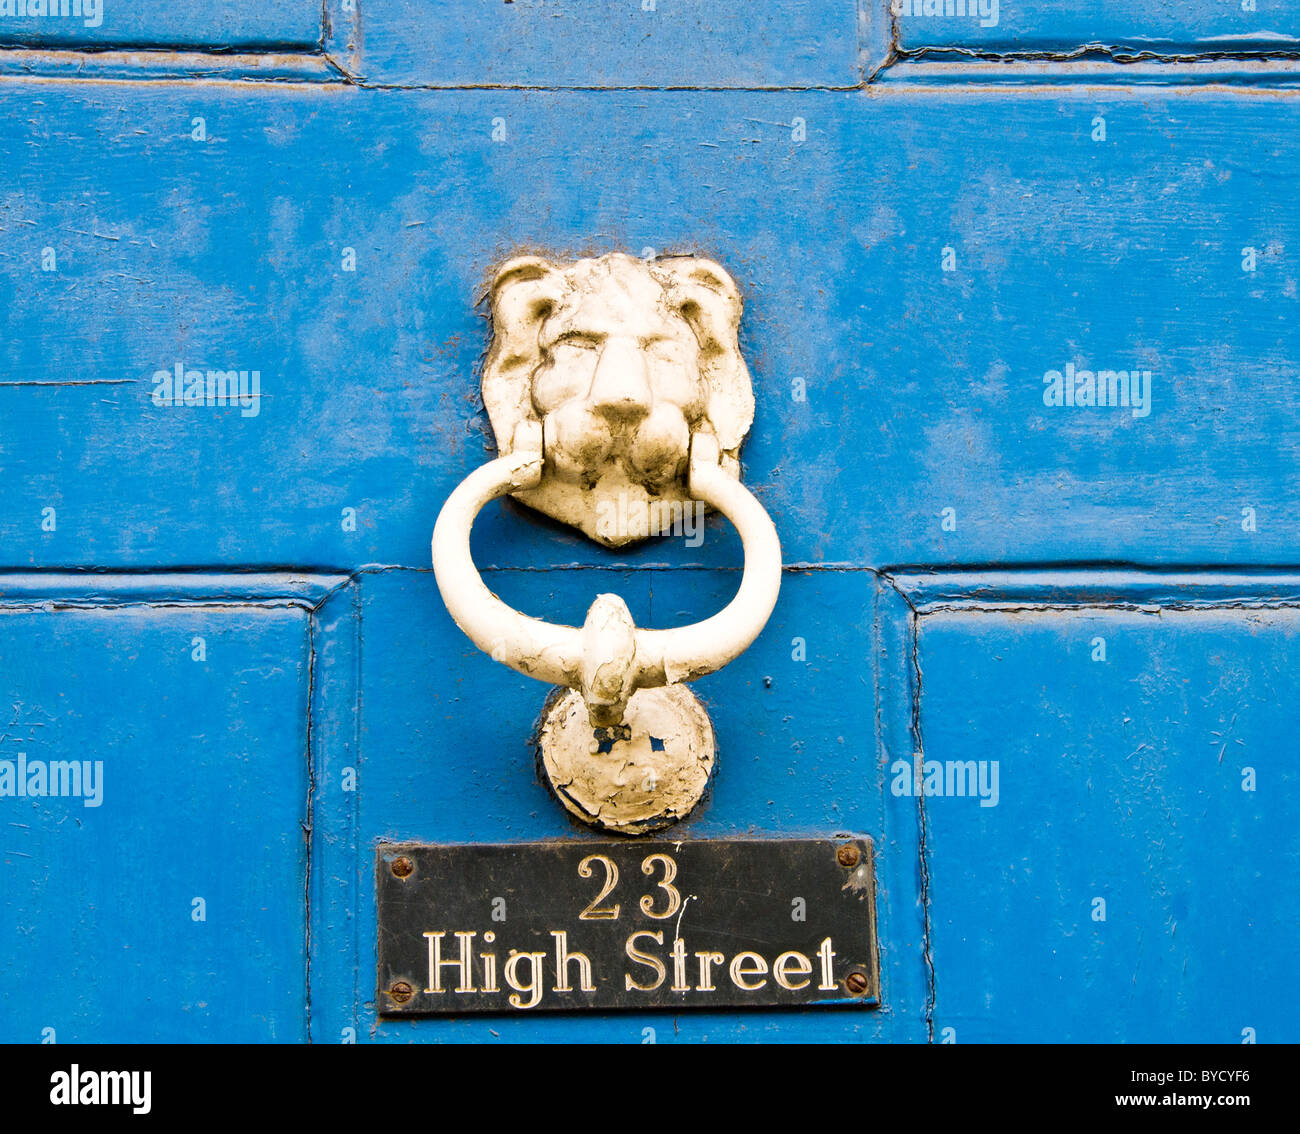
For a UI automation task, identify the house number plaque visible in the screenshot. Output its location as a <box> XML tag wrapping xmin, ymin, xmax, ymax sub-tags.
<box><xmin>377</xmin><ymin>838</ymin><xmax>878</xmax><ymax>1015</ymax></box>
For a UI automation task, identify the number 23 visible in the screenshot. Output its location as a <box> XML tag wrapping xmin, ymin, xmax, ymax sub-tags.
<box><xmin>578</xmin><ymin>853</ymin><xmax>682</xmax><ymax>921</ymax></box>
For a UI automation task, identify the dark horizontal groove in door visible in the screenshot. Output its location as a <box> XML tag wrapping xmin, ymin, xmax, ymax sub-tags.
<box><xmin>0</xmin><ymin>44</ymin><xmax>344</xmax><ymax>83</ymax></box>
<box><xmin>884</xmin><ymin>568</ymin><xmax>1300</xmax><ymax>612</ymax></box>
<box><xmin>4</xmin><ymin>63</ymin><xmax>1297</xmax><ymax>89</ymax></box>
<box><xmin>0</xmin><ymin>38</ymin><xmax>322</xmax><ymax>52</ymax></box>
<box><xmin>7</xmin><ymin>563</ymin><xmax>1300</xmax><ymax>577</ymax></box>
<box><xmin>0</xmin><ymin>570</ymin><xmax>350</xmax><ymax>607</ymax></box>
<box><xmin>877</xmin><ymin>54</ymin><xmax>1300</xmax><ymax>87</ymax></box>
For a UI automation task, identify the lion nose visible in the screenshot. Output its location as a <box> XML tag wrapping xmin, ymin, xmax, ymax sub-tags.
<box><xmin>587</xmin><ymin>338</ymin><xmax>652</xmax><ymax>424</ymax></box>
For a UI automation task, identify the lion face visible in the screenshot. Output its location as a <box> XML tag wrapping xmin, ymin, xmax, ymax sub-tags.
<box><xmin>482</xmin><ymin>252</ymin><xmax>754</xmax><ymax>546</ymax></box>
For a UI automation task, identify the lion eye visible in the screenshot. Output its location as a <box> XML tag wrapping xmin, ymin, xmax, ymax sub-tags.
<box><xmin>553</xmin><ymin>333</ymin><xmax>599</xmax><ymax>351</ymax></box>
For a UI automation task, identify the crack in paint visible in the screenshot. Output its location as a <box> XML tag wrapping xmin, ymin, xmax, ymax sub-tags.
<box><xmin>0</xmin><ymin>378</ymin><xmax>134</xmax><ymax>387</ymax></box>
<box><xmin>303</xmin><ymin>608</ymin><xmax>318</xmax><ymax>1042</ymax></box>
<box><xmin>905</xmin><ymin>602</ymin><xmax>937</xmax><ymax>1043</ymax></box>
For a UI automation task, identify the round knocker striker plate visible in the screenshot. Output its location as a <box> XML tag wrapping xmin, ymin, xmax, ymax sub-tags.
<box><xmin>537</xmin><ymin>686</ymin><xmax>716</xmax><ymax>835</ymax></box>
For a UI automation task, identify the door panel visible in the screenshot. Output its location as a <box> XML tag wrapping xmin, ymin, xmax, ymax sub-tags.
<box><xmin>316</xmin><ymin>568</ymin><xmax>925</xmax><ymax>1042</ymax></box>
<box><xmin>0</xmin><ymin>579</ymin><xmax>327</xmax><ymax>1042</ymax></box>
<box><xmin>2</xmin><ymin>87</ymin><xmax>1297</xmax><ymax>570</ymax></box>
<box><xmin>886</xmin><ymin>574</ymin><xmax>1299</xmax><ymax>1042</ymax></box>
<box><xmin>328</xmin><ymin>0</ymin><xmax>864</xmax><ymax>87</ymax></box>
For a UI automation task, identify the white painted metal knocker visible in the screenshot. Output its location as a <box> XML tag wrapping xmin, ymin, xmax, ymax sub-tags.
<box><xmin>432</xmin><ymin>253</ymin><xmax>781</xmax><ymax>834</ymax></box>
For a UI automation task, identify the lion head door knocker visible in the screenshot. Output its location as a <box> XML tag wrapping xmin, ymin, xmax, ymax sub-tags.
<box><xmin>432</xmin><ymin>253</ymin><xmax>780</xmax><ymax>834</ymax></box>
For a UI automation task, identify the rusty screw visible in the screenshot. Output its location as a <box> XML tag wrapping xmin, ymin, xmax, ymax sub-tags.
<box><xmin>845</xmin><ymin>971</ymin><xmax>869</xmax><ymax>996</ymax></box>
<box><xmin>388</xmin><ymin>981</ymin><xmax>414</xmax><ymax>1005</ymax></box>
<box><xmin>391</xmin><ymin>856</ymin><xmax>414</xmax><ymax>879</ymax></box>
<box><xmin>836</xmin><ymin>844</ymin><xmax>860</xmax><ymax>868</ymax></box>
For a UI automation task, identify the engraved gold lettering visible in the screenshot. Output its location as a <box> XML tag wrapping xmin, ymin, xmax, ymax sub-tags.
<box><xmin>639</xmin><ymin>853</ymin><xmax>682</xmax><ymax>919</ymax></box>
<box><xmin>552</xmin><ymin>930</ymin><xmax>595</xmax><ymax>992</ymax></box>
<box><xmin>504</xmin><ymin>949</ymin><xmax>546</xmax><ymax>1009</ymax></box>
<box><xmin>818</xmin><ymin>937</ymin><xmax>837</xmax><ymax>991</ymax></box>
<box><xmin>625</xmin><ymin>931</ymin><xmax>666</xmax><ymax>991</ymax></box>
<box><xmin>695</xmin><ymin>950</ymin><xmax>725</xmax><ymax>991</ymax></box>
<box><xmin>773</xmin><ymin>950</ymin><xmax>813</xmax><ymax>991</ymax></box>
<box><xmin>423</xmin><ymin>930</ymin><xmax>476</xmax><ymax>994</ymax></box>
<box><xmin>578</xmin><ymin>854</ymin><xmax>621</xmax><ymax>920</ymax></box>
<box><xmin>729</xmin><ymin>951</ymin><xmax>768</xmax><ymax>991</ymax></box>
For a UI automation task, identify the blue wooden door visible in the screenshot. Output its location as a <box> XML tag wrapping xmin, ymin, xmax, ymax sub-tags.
<box><xmin>1</xmin><ymin>0</ymin><xmax>1296</xmax><ymax>1044</ymax></box>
